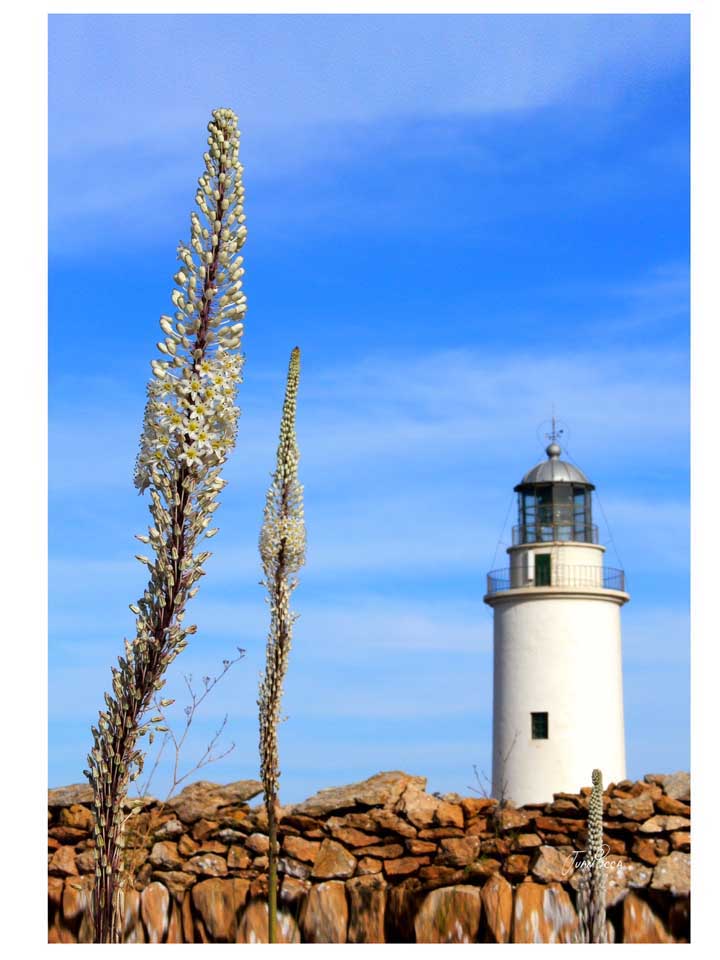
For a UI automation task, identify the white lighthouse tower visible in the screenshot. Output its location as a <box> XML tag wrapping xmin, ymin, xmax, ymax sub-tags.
<box><xmin>484</xmin><ymin>429</ymin><xmax>629</xmax><ymax>806</ymax></box>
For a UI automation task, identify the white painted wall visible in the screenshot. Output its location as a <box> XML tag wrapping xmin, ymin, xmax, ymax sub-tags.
<box><xmin>490</xmin><ymin>591</ymin><xmax>627</xmax><ymax>806</ymax></box>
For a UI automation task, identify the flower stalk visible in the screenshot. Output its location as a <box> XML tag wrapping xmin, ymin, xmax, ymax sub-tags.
<box><xmin>85</xmin><ymin>107</ymin><xmax>247</xmax><ymax>943</ymax></box>
<box><xmin>577</xmin><ymin>768</ymin><xmax>608</xmax><ymax>943</ymax></box>
<box><xmin>587</xmin><ymin>768</ymin><xmax>608</xmax><ymax>943</ymax></box>
<box><xmin>258</xmin><ymin>347</ymin><xmax>305</xmax><ymax>943</ymax></box>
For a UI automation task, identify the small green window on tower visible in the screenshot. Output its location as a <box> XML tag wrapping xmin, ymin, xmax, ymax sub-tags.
<box><xmin>531</xmin><ymin>712</ymin><xmax>549</xmax><ymax>739</ymax></box>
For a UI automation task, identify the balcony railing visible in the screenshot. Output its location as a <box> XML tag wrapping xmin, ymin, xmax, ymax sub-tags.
<box><xmin>486</xmin><ymin>564</ymin><xmax>626</xmax><ymax>595</ymax></box>
<box><xmin>512</xmin><ymin>523</ymin><xmax>599</xmax><ymax>545</ymax></box>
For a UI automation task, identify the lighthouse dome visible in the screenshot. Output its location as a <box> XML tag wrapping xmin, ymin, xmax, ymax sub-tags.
<box><xmin>519</xmin><ymin>444</ymin><xmax>592</xmax><ymax>487</ymax></box>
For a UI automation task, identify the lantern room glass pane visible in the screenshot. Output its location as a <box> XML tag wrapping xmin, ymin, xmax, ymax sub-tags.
<box><xmin>537</xmin><ymin>486</ymin><xmax>553</xmax><ymax>524</ymax></box>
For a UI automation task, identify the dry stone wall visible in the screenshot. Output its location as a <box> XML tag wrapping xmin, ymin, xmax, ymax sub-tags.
<box><xmin>48</xmin><ymin>770</ymin><xmax>690</xmax><ymax>943</ymax></box>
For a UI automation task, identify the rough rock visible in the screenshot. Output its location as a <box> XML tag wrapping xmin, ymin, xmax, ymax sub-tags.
<box><xmin>192</xmin><ymin>877</ymin><xmax>248</xmax><ymax>942</ymax></box>
<box><xmin>165</xmin><ymin>900</ymin><xmax>183</xmax><ymax>943</ymax></box>
<box><xmin>435</xmin><ymin>801</ymin><xmax>464</xmax><ymax>828</ymax></box>
<box><xmin>347</xmin><ymin>874</ymin><xmax>386</xmax><ymax>943</ymax></box>
<box><xmin>74</xmin><ymin>848</ymin><xmax>96</xmax><ymax>874</ymax></box>
<box><xmin>436</xmin><ymin>836</ymin><xmax>480</xmax><ymax>867</ymax></box>
<box><xmin>504</xmin><ymin>853</ymin><xmax>530</xmax><ymax>879</ymax></box>
<box><xmin>48</xmin><ymin>784</ymin><xmax>94</xmax><ymax>807</ymax></box>
<box><xmin>328</xmin><ymin>824</ymin><xmax>381</xmax><ymax>848</ymax></box>
<box><xmin>534</xmin><ymin>815</ymin><xmax>583</xmax><ymax>834</ymax></box>
<box><xmin>141</xmin><ymin>881</ymin><xmax>170</xmax><ymax>943</ymax></box>
<box><xmin>122</xmin><ymin>887</ymin><xmax>145</xmax><ymax>943</ymax></box>
<box><xmin>418</xmin><ymin>826</ymin><xmax>465</xmax><ymax>839</ymax></box>
<box><xmin>671</xmin><ymin>831</ymin><xmax>691</xmax><ymax>852</ymax></box>
<box><xmin>282</xmin><ymin>835</ymin><xmax>320</xmax><ymax>863</ymax></box>
<box><xmin>369</xmin><ymin>808</ymin><xmax>417</xmax><ymax>838</ymax></box>
<box><xmin>293</xmin><ymin>771</ymin><xmax>425</xmax><ymax>817</ymax></box>
<box><xmin>515</xmin><ymin>832</ymin><xmax>542</xmax><ymax>849</ymax></box>
<box><xmin>278</xmin><ymin>855</ymin><xmax>311</xmax><ymax>880</ymax></box>
<box><xmin>184</xmin><ymin>853</ymin><xmax>228</xmax><ymax>877</ymax></box>
<box><xmin>415</xmin><ymin>885</ymin><xmax>482</xmax><ymax>943</ymax></box>
<box><xmin>236</xmin><ymin>899</ymin><xmax>301</xmax><ymax>944</ymax></box>
<box><xmin>192</xmin><ymin>818</ymin><xmax>220</xmax><ymax>840</ymax></box>
<box><xmin>384</xmin><ymin>856</ymin><xmax>430</xmax><ymax>877</ymax></box>
<box><xmin>49</xmin><ymin>825</ymin><xmax>88</xmax><ymax>845</ymax></box>
<box><xmin>639</xmin><ymin>815</ymin><xmax>691</xmax><ymax>834</ymax></box>
<box><xmin>419</xmin><ymin>865</ymin><xmax>465</xmax><ymax>888</ymax></box>
<box><xmin>62</xmin><ymin>875</ymin><xmax>92</xmax><ymax>921</ymax></box>
<box><xmin>48</xmin><ymin>915</ymin><xmax>75</xmax><ymax>944</ymax></box>
<box><xmin>547</xmin><ymin>797</ymin><xmax>582</xmax><ymax>815</ymax></box>
<box><xmin>150</xmin><ymin>841</ymin><xmax>183</xmax><ymax>870</ymax></box>
<box><xmin>384</xmin><ymin>879</ymin><xmax>422</xmax><ymax>941</ymax></box>
<box><xmin>311</xmin><ymin>839</ymin><xmax>357</xmax><ymax>879</ymax></box>
<box><xmin>532</xmin><ymin>845</ymin><xmax>575</xmax><ymax>883</ymax></box>
<box><xmin>656</xmin><ymin>795</ymin><xmax>691</xmax><ymax>816</ymax></box>
<box><xmin>59</xmin><ymin>804</ymin><xmax>94</xmax><ymax>832</ymax></box>
<box><xmin>460</xmin><ymin>797</ymin><xmax>497</xmax><ymax>818</ymax></box>
<box><xmin>463</xmin><ymin>857</ymin><xmax>502</xmax><ymax>879</ymax></box>
<box><xmin>607</xmin><ymin>794</ymin><xmax>655</xmax><ymax>821</ymax></box>
<box><xmin>396</xmin><ymin>785</ymin><xmax>441</xmax><ymax>828</ymax></box>
<box><xmin>481</xmin><ymin>873</ymin><xmax>513</xmax><ymax>943</ymax></box>
<box><xmin>154</xmin><ymin>818</ymin><xmax>184</xmax><ymax>840</ymax></box>
<box><xmin>281</xmin><ymin>813</ymin><xmax>324</xmax><ymax>833</ymax></box>
<box><xmin>513</xmin><ymin>882</ymin><xmax>579</xmax><ymax>943</ymax></box>
<box><xmin>495</xmin><ymin>807</ymin><xmax>531</xmax><ymax>831</ymax></box>
<box><xmin>479</xmin><ymin>837</ymin><xmax>510</xmax><ymax>856</ymax></box>
<box><xmin>622</xmin><ymin>891</ymin><xmax>674</xmax><ymax>943</ymax></box>
<box><xmin>632</xmin><ymin>837</ymin><xmax>662</xmax><ymax>865</ymax></box>
<box><xmin>604</xmin><ymin>858</ymin><xmax>653</xmax><ymax>907</ymax></box>
<box><xmin>157</xmin><ymin>870</ymin><xmax>196</xmax><ymax>902</ymax></box>
<box><xmin>48</xmin><ymin>876</ymin><xmax>64</xmax><ymax>908</ymax></box>
<box><xmin>662</xmin><ymin>772</ymin><xmax>690</xmax><ymax>802</ymax></box>
<box><xmin>406</xmin><ymin>838</ymin><xmax>437</xmax><ymax>855</ymax></box>
<box><xmin>245</xmin><ymin>832</ymin><xmax>269</xmax><ymax>854</ymax></box>
<box><xmin>668</xmin><ymin>897</ymin><xmax>691</xmax><ymax>942</ymax></box>
<box><xmin>177</xmin><ymin>835</ymin><xmax>199</xmax><ymax>858</ymax></box>
<box><xmin>357</xmin><ymin>857</ymin><xmax>382</xmax><ymax>875</ymax></box>
<box><xmin>465</xmin><ymin>817</ymin><xmax>489</xmax><ymax>836</ymax></box>
<box><xmin>301</xmin><ymin>880</ymin><xmax>348</xmax><ymax>943</ymax></box>
<box><xmin>167</xmin><ymin>780</ymin><xmax>262</xmax><ymax>823</ymax></box>
<box><xmin>227</xmin><ymin>845</ymin><xmax>252</xmax><ymax>869</ymax></box>
<box><xmin>49</xmin><ymin>845</ymin><xmax>78</xmax><ymax>877</ymax></box>
<box><xmin>215</xmin><ymin>827</ymin><xmax>247</xmax><ymax>843</ymax></box>
<box><xmin>359</xmin><ymin>842</ymin><xmax>405</xmax><ymax>859</ymax></box>
<box><xmin>328</xmin><ymin>811</ymin><xmax>375</xmax><ymax>832</ymax></box>
<box><xmin>280</xmin><ymin>875</ymin><xmax>310</xmax><ymax>910</ymax></box>
<box><xmin>650</xmin><ymin>851</ymin><xmax>690</xmax><ymax>896</ymax></box>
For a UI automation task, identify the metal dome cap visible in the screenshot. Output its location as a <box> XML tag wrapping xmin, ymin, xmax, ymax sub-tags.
<box><xmin>515</xmin><ymin>443</ymin><xmax>594</xmax><ymax>490</ymax></box>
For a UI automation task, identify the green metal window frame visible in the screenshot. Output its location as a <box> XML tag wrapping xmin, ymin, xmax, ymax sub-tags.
<box><xmin>531</xmin><ymin>711</ymin><xmax>549</xmax><ymax>739</ymax></box>
<box><xmin>535</xmin><ymin>554</ymin><xmax>551</xmax><ymax>586</ymax></box>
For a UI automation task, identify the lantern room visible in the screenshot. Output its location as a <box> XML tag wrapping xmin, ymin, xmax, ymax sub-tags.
<box><xmin>513</xmin><ymin>442</ymin><xmax>596</xmax><ymax>545</ymax></box>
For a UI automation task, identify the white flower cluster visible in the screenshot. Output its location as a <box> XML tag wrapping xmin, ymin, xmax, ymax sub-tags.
<box><xmin>134</xmin><ymin>350</ymin><xmax>244</xmax><ymax>490</ymax></box>
<box><xmin>258</xmin><ymin>348</ymin><xmax>306</xmax><ymax>799</ymax></box>
<box><xmin>134</xmin><ymin>107</ymin><xmax>247</xmax><ymax>494</ymax></box>
<box><xmin>259</xmin><ymin>349</ymin><xmax>306</xmax><ymax>582</ymax></box>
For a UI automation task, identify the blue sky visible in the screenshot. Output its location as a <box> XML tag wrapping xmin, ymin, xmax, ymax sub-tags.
<box><xmin>48</xmin><ymin>13</ymin><xmax>689</xmax><ymax>803</ymax></box>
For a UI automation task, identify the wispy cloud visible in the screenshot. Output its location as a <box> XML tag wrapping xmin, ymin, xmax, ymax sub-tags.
<box><xmin>48</xmin><ymin>14</ymin><xmax>688</xmax><ymax>249</ymax></box>
<box><xmin>49</xmin><ymin>15</ymin><xmax>688</xmax><ymax>154</ymax></box>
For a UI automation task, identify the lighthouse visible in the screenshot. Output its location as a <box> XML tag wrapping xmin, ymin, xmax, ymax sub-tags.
<box><xmin>484</xmin><ymin>430</ymin><xmax>629</xmax><ymax>806</ymax></box>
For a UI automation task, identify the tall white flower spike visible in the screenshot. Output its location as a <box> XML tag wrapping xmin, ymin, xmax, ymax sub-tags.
<box><xmin>86</xmin><ymin>108</ymin><xmax>247</xmax><ymax>944</ymax></box>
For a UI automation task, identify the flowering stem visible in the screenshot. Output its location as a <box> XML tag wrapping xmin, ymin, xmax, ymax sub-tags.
<box><xmin>258</xmin><ymin>347</ymin><xmax>305</xmax><ymax>944</ymax></box>
<box><xmin>86</xmin><ymin>108</ymin><xmax>247</xmax><ymax>943</ymax></box>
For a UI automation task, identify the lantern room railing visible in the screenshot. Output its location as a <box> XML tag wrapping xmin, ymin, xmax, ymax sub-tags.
<box><xmin>512</xmin><ymin>522</ymin><xmax>599</xmax><ymax>545</ymax></box>
<box><xmin>486</xmin><ymin>564</ymin><xmax>626</xmax><ymax>595</ymax></box>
